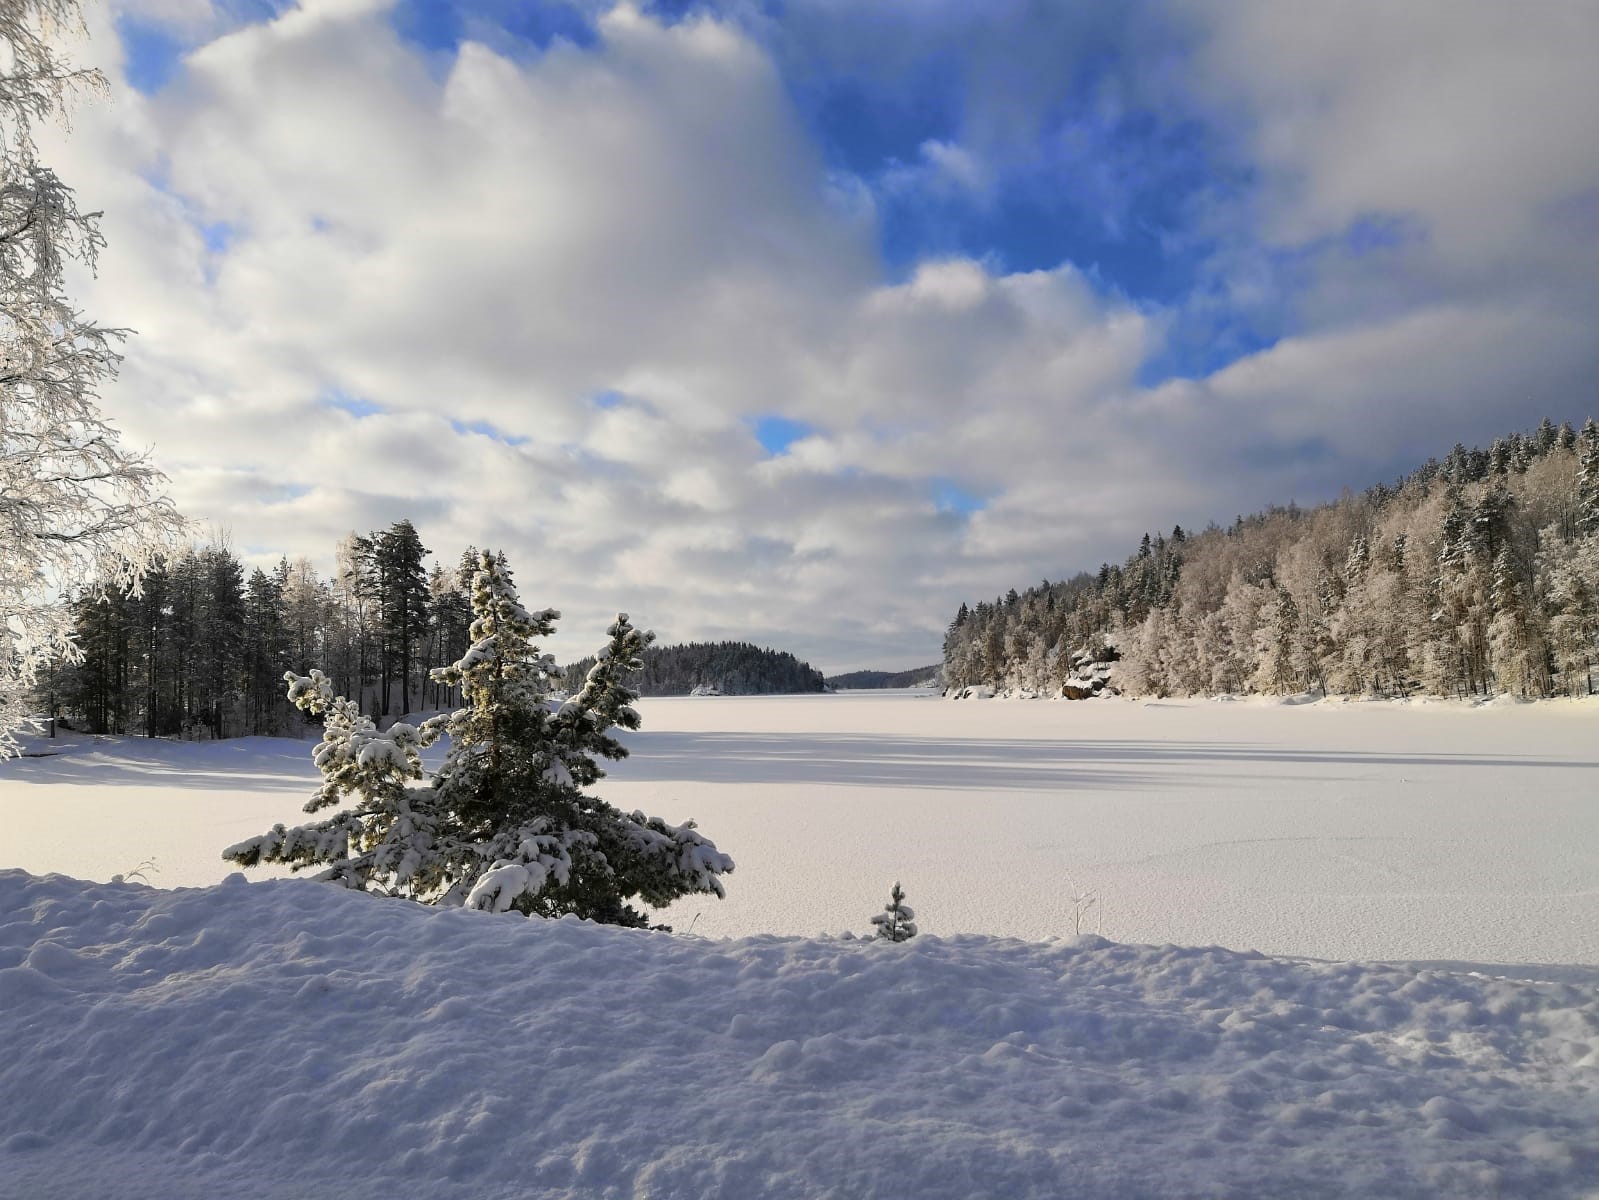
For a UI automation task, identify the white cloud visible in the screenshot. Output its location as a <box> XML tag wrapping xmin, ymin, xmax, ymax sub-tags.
<box><xmin>29</xmin><ymin>1</ymin><xmax>1599</xmax><ymax>671</ymax></box>
<box><xmin>1190</xmin><ymin>3</ymin><xmax>1599</xmax><ymax>264</ymax></box>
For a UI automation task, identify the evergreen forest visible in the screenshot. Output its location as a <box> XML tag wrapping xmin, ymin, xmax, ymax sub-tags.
<box><xmin>560</xmin><ymin>642</ymin><xmax>825</xmax><ymax>697</ymax></box>
<box><xmin>40</xmin><ymin>522</ymin><xmax>828</xmax><ymax>738</ymax></box>
<box><xmin>825</xmin><ymin>666</ymin><xmax>942</xmax><ymax>689</ymax></box>
<box><xmin>942</xmin><ymin>419</ymin><xmax>1599</xmax><ymax>700</ymax></box>
<box><xmin>42</xmin><ymin>522</ymin><xmax>481</xmax><ymax>738</ymax></box>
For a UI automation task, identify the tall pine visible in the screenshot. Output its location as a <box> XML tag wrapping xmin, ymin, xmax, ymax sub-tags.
<box><xmin>375</xmin><ymin>519</ymin><xmax>430</xmax><ymax>717</ymax></box>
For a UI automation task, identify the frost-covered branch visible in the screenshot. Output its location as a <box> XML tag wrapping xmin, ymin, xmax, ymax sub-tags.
<box><xmin>0</xmin><ymin>4</ymin><xmax>183</xmax><ymax>754</ymax></box>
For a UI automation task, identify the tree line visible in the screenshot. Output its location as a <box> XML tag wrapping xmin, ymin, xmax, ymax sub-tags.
<box><xmin>39</xmin><ymin>520</ymin><xmax>483</xmax><ymax>738</ymax></box>
<box><xmin>560</xmin><ymin>641</ymin><xmax>825</xmax><ymax>697</ymax></box>
<box><xmin>825</xmin><ymin>665</ymin><xmax>942</xmax><ymax>689</ymax></box>
<box><xmin>41</xmin><ymin>523</ymin><xmax>831</xmax><ymax>738</ymax></box>
<box><xmin>943</xmin><ymin>418</ymin><xmax>1599</xmax><ymax>701</ymax></box>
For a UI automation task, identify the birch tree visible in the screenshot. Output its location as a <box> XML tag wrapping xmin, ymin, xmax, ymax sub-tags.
<box><xmin>1</xmin><ymin>0</ymin><xmax>182</xmax><ymax>750</ymax></box>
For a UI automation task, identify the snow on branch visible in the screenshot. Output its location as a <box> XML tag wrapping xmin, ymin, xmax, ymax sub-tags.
<box><xmin>224</xmin><ymin>554</ymin><xmax>731</xmax><ymax>929</ymax></box>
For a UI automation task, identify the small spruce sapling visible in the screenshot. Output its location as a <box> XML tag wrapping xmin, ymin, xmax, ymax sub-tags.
<box><xmin>870</xmin><ymin>882</ymin><xmax>918</xmax><ymax>942</ymax></box>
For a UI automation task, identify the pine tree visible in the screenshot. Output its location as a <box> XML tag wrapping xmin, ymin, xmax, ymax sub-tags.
<box><xmin>334</xmin><ymin>532</ymin><xmax>378</xmax><ymax>711</ymax></box>
<box><xmin>375</xmin><ymin>519</ymin><xmax>430</xmax><ymax>717</ymax></box>
<box><xmin>425</xmin><ymin>562</ymin><xmax>471</xmax><ymax>710</ymax></box>
<box><xmin>1542</xmin><ymin>533</ymin><xmax>1598</xmax><ymax>695</ymax></box>
<box><xmin>1254</xmin><ymin>585</ymin><xmax>1306</xmax><ymax>694</ymax></box>
<box><xmin>1468</xmin><ymin>483</ymin><xmax>1515</xmax><ymax>561</ymax></box>
<box><xmin>870</xmin><ymin>882</ymin><xmax>917</xmax><ymax>942</ymax></box>
<box><xmin>244</xmin><ymin>567</ymin><xmax>287</xmax><ymax>733</ymax></box>
<box><xmin>1535</xmin><ymin>417</ymin><xmax>1559</xmax><ymax>457</ymax></box>
<box><xmin>1437</xmin><ymin>480</ymin><xmax>1470</xmax><ymax>568</ymax></box>
<box><xmin>62</xmin><ymin>583</ymin><xmax>129</xmax><ymax>732</ymax></box>
<box><xmin>1487</xmin><ymin>547</ymin><xmax>1537</xmax><ymax>696</ymax></box>
<box><xmin>1344</xmin><ymin>535</ymin><xmax>1370</xmax><ymax>582</ymax></box>
<box><xmin>224</xmin><ymin>551</ymin><xmax>733</xmax><ymax>927</ymax></box>
<box><xmin>195</xmin><ymin>545</ymin><xmax>245</xmax><ymax>737</ymax></box>
<box><xmin>223</xmin><ymin>665</ymin><xmax>441</xmax><ymax>892</ymax></box>
<box><xmin>1488</xmin><ymin>437</ymin><xmax>1511</xmax><ymax>475</ymax></box>
<box><xmin>1577</xmin><ymin>419</ymin><xmax>1599</xmax><ymax>537</ymax></box>
<box><xmin>280</xmin><ymin>557</ymin><xmax>328</xmax><ymax>679</ymax></box>
<box><xmin>129</xmin><ymin>559</ymin><xmax>168</xmax><ymax>736</ymax></box>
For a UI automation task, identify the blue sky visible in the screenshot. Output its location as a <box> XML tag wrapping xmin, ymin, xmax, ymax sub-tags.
<box><xmin>57</xmin><ymin>0</ymin><xmax>1599</xmax><ymax>669</ymax></box>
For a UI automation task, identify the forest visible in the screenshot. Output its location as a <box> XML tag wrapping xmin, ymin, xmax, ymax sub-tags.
<box><xmin>943</xmin><ymin>419</ymin><xmax>1599</xmax><ymax>700</ymax></box>
<box><xmin>40</xmin><ymin>522</ymin><xmax>482</xmax><ymax>738</ymax></box>
<box><xmin>825</xmin><ymin>665</ymin><xmax>942</xmax><ymax>689</ymax></box>
<box><xmin>39</xmin><ymin>522</ymin><xmax>828</xmax><ymax>738</ymax></box>
<box><xmin>560</xmin><ymin>642</ymin><xmax>826</xmax><ymax>696</ymax></box>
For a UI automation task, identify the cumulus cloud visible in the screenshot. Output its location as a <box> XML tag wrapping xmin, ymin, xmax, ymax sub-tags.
<box><xmin>31</xmin><ymin>0</ymin><xmax>1599</xmax><ymax>670</ymax></box>
<box><xmin>1187</xmin><ymin>3</ymin><xmax>1599</xmax><ymax>270</ymax></box>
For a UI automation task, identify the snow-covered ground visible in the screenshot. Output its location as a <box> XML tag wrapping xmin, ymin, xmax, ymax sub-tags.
<box><xmin>4</xmin><ymin>691</ymin><xmax>1597</xmax><ymax>963</ymax></box>
<box><xmin>3</xmin><ymin>869</ymin><xmax>1597</xmax><ymax>1200</ymax></box>
<box><xmin>4</xmin><ymin>694</ymin><xmax>1598</xmax><ymax>1197</ymax></box>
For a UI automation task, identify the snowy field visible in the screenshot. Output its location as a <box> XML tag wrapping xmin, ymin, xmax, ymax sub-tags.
<box><xmin>3</xmin><ymin>869</ymin><xmax>1597</xmax><ymax>1199</ymax></box>
<box><xmin>4</xmin><ymin>693</ymin><xmax>1599</xmax><ymax>1198</ymax></box>
<box><xmin>5</xmin><ymin>690</ymin><xmax>1596</xmax><ymax>964</ymax></box>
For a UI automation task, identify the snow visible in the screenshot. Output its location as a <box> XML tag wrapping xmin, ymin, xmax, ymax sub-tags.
<box><xmin>3</xmin><ymin>694</ymin><xmax>1597</xmax><ymax>1195</ymax></box>
<box><xmin>1</xmin><ymin>868</ymin><xmax>1596</xmax><ymax>1199</ymax></box>
<box><xmin>605</xmin><ymin>692</ymin><xmax>1599</xmax><ymax>963</ymax></box>
<box><xmin>4</xmin><ymin>692</ymin><xmax>1597</xmax><ymax>963</ymax></box>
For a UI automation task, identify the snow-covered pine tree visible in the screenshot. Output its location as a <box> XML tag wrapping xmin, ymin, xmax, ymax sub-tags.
<box><xmin>224</xmin><ymin>551</ymin><xmax>733</xmax><ymax>928</ymax></box>
<box><xmin>221</xmin><ymin>667</ymin><xmax>446</xmax><ymax>893</ymax></box>
<box><xmin>1253</xmin><ymin>585</ymin><xmax>1306</xmax><ymax>694</ymax></box>
<box><xmin>1541</xmin><ymin>531</ymin><xmax>1599</xmax><ymax>695</ymax></box>
<box><xmin>870</xmin><ymin>882</ymin><xmax>917</xmax><ymax>942</ymax></box>
<box><xmin>1487</xmin><ymin>546</ymin><xmax>1544</xmax><ymax>697</ymax></box>
<box><xmin>1577</xmin><ymin>419</ymin><xmax>1599</xmax><ymax>537</ymax></box>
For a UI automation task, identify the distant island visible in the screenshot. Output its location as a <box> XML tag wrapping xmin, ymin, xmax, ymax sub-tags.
<box><xmin>562</xmin><ymin>640</ymin><xmax>826</xmax><ymax>697</ymax></box>
<box><xmin>825</xmin><ymin>665</ymin><xmax>942</xmax><ymax>690</ymax></box>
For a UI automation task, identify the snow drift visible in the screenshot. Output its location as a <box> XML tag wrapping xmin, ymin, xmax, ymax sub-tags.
<box><xmin>2</xmin><ymin>870</ymin><xmax>1596</xmax><ymax>1199</ymax></box>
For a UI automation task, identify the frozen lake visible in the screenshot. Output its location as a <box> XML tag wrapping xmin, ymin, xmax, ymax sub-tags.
<box><xmin>4</xmin><ymin>691</ymin><xmax>1596</xmax><ymax>964</ymax></box>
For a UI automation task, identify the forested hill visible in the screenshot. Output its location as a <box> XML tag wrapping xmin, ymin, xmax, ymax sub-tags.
<box><xmin>944</xmin><ymin>418</ymin><xmax>1599</xmax><ymax>701</ymax></box>
<box><xmin>562</xmin><ymin>642</ymin><xmax>826</xmax><ymax>697</ymax></box>
<box><xmin>826</xmin><ymin>665</ymin><xmax>942</xmax><ymax>689</ymax></box>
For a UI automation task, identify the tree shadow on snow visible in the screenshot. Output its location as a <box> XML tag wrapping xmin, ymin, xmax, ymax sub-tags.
<box><xmin>0</xmin><ymin>735</ymin><xmax>322</xmax><ymax>792</ymax></box>
<box><xmin>607</xmin><ymin>731</ymin><xmax>1595</xmax><ymax>792</ymax></box>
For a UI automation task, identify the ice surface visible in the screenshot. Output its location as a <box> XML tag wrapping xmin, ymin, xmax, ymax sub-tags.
<box><xmin>0</xmin><ymin>869</ymin><xmax>1595</xmax><ymax>1199</ymax></box>
<box><xmin>608</xmin><ymin>692</ymin><xmax>1599</xmax><ymax>963</ymax></box>
<box><xmin>2</xmin><ymin>693</ymin><xmax>1597</xmax><ymax>963</ymax></box>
